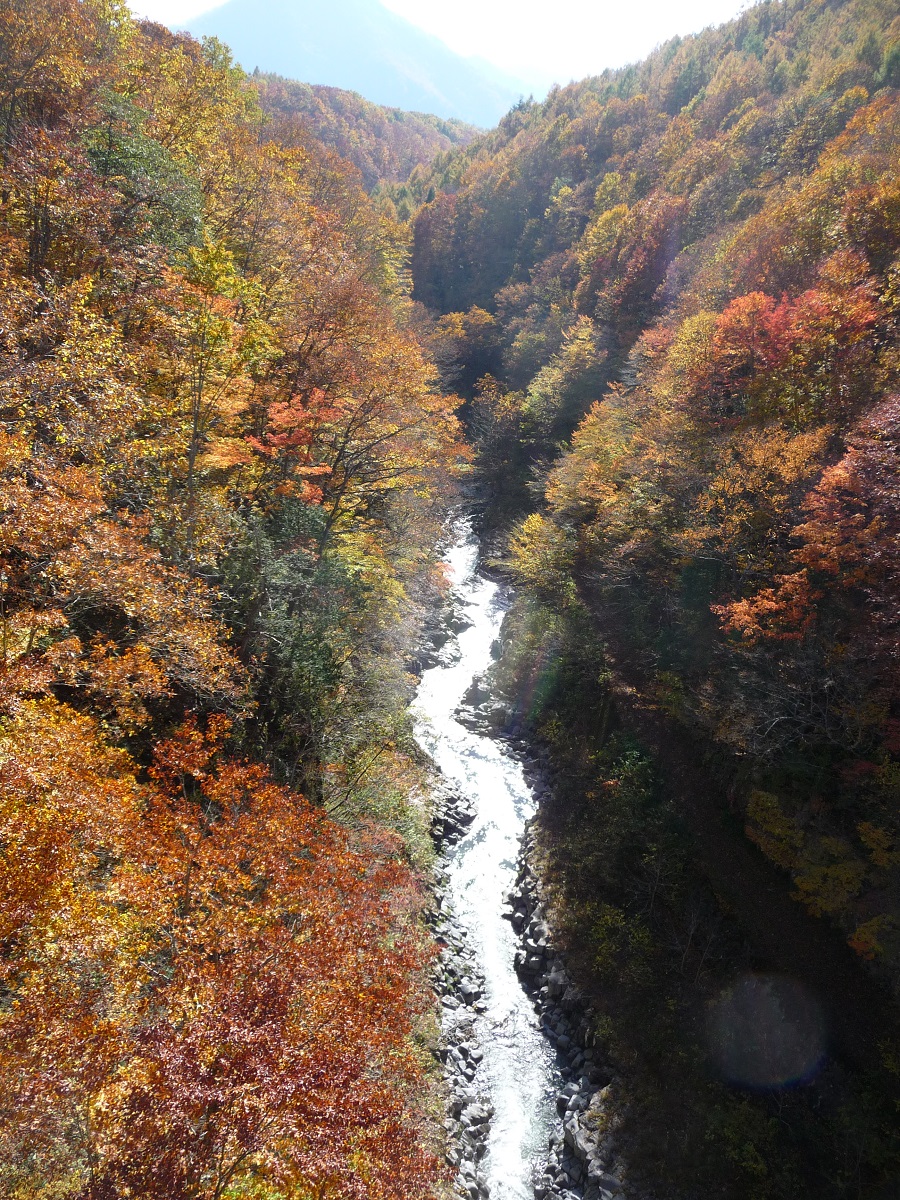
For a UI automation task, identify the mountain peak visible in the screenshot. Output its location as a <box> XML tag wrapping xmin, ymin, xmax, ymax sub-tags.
<box><xmin>186</xmin><ymin>0</ymin><xmax>526</xmax><ymax>127</ymax></box>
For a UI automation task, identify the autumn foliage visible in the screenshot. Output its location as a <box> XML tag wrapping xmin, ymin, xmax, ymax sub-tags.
<box><xmin>1</xmin><ymin>710</ymin><xmax>435</xmax><ymax>1199</ymax></box>
<box><xmin>392</xmin><ymin>0</ymin><xmax>900</xmax><ymax>1193</ymax></box>
<box><xmin>0</xmin><ymin>1</ymin><xmax>461</xmax><ymax>1195</ymax></box>
<box><xmin>408</xmin><ymin>0</ymin><xmax>900</xmax><ymax>1030</ymax></box>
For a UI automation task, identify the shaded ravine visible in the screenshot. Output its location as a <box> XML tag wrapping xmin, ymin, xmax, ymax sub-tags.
<box><xmin>413</xmin><ymin>522</ymin><xmax>561</xmax><ymax>1200</ymax></box>
<box><xmin>575</xmin><ymin>570</ymin><xmax>900</xmax><ymax>1077</ymax></box>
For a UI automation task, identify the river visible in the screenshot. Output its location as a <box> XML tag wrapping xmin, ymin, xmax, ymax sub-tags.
<box><xmin>413</xmin><ymin>522</ymin><xmax>561</xmax><ymax>1200</ymax></box>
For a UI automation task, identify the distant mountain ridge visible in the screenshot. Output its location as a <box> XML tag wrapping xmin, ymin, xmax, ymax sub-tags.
<box><xmin>187</xmin><ymin>0</ymin><xmax>526</xmax><ymax>127</ymax></box>
<box><xmin>255</xmin><ymin>74</ymin><xmax>477</xmax><ymax>189</ymax></box>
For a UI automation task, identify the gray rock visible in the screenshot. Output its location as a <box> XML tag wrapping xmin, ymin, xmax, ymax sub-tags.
<box><xmin>593</xmin><ymin>1172</ymin><xmax>623</xmax><ymax>1191</ymax></box>
<box><xmin>461</xmin><ymin>1103</ymin><xmax>491</xmax><ymax>1129</ymax></box>
<box><xmin>562</xmin><ymin>1115</ymin><xmax>579</xmax><ymax>1150</ymax></box>
<box><xmin>573</xmin><ymin>1124</ymin><xmax>595</xmax><ymax>1161</ymax></box>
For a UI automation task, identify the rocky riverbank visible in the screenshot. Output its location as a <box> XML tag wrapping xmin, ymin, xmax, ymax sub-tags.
<box><xmin>428</xmin><ymin>748</ymin><xmax>637</xmax><ymax>1200</ymax></box>
<box><xmin>417</xmin><ymin>529</ymin><xmax>641</xmax><ymax>1200</ymax></box>
<box><xmin>505</xmin><ymin>809</ymin><xmax>630</xmax><ymax>1200</ymax></box>
<box><xmin>427</xmin><ymin>785</ymin><xmax>494</xmax><ymax>1200</ymax></box>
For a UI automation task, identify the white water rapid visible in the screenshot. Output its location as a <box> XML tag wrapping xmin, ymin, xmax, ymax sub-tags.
<box><xmin>413</xmin><ymin>523</ymin><xmax>561</xmax><ymax>1200</ymax></box>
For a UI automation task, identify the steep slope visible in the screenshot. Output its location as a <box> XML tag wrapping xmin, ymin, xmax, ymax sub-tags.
<box><xmin>187</xmin><ymin>0</ymin><xmax>525</xmax><ymax>127</ymax></box>
<box><xmin>409</xmin><ymin>0</ymin><xmax>900</xmax><ymax>1194</ymax></box>
<box><xmin>255</xmin><ymin>73</ymin><xmax>477</xmax><ymax>189</ymax></box>
<box><xmin>0</xmin><ymin>9</ymin><xmax>462</xmax><ymax>1197</ymax></box>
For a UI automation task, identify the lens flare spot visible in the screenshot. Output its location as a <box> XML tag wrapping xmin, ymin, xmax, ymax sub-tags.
<box><xmin>706</xmin><ymin>973</ymin><xmax>826</xmax><ymax>1088</ymax></box>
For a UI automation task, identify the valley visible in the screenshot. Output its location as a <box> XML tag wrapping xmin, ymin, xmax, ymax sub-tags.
<box><xmin>2</xmin><ymin>0</ymin><xmax>899</xmax><ymax>1196</ymax></box>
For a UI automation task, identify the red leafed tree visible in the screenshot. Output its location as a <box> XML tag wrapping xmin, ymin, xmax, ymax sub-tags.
<box><xmin>715</xmin><ymin>395</ymin><xmax>900</xmax><ymax>657</ymax></box>
<box><xmin>0</xmin><ymin>711</ymin><xmax>439</xmax><ymax>1200</ymax></box>
<box><xmin>683</xmin><ymin>252</ymin><xmax>880</xmax><ymax>426</ymax></box>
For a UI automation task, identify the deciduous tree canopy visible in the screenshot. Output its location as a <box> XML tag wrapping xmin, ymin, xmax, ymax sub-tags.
<box><xmin>405</xmin><ymin>0</ymin><xmax>900</xmax><ymax>1193</ymax></box>
<box><xmin>0</xmin><ymin>2</ymin><xmax>463</xmax><ymax>1195</ymax></box>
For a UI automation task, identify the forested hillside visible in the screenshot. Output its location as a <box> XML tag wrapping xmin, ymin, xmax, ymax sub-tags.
<box><xmin>0</xmin><ymin>3</ymin><xmax>463</xmax><ymax>1196</ymax></box>
<box><xmin>6</xmin><ymin>0</ymin><xmax>900</xmax><ymax>1196</ymax></box>
<box><xmin>255</xmin><ymin>73</ymin><xmax>477</xmax><ymax>189</ymax></box>
<box><xmin>408</xmin><ymin>0</ymin><xmax>900</xmax><ymax>1194</ymax></box>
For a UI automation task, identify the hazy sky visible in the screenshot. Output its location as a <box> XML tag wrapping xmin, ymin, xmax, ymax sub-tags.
<box><xmin>132</xmin><ymin>0</ymin><xmax>752</xmax><ymax>90</ymax></box>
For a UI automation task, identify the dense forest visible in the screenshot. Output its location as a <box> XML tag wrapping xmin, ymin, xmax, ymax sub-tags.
<box><xmin>407</xmin><ymin>0</ymin><xmax>900</xmax><ymax>1194</ymax></box>
<box><xmin>0</xmin><ymin>2</ymin><xmax>464</xmax><ymax>1196</ymax></box>
<box><xmin>254</xmin><ymin>74</ymin><xmax>476</xmax><ymax>190</ymax></box>
<box><xmin>4</xmin><ymin>0</ymin><xmax>900</xmax><ymax>1197</ymax></box>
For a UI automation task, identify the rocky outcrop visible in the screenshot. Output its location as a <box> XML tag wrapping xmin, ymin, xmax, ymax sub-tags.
<box><xmin>504</xmin><ymin>801</ymin><xmax>634</xmax><ymax>1200</ymax></box>
<box><xmin>430</xmin><ymin>784</ymin><xmax>477</xmax><ymax>851</ymax></box>
<box><xmin>455</xmin><ymin>674</ymin><xmax>513</xmax><ymax>735</ymax></box>
<box><xmin>427</xmin><ymin>789</ymin><xmax>493</xmax><ymax>1200</ymax></box>
<box><xmin>414</xmin><ymin>592</ymin><xmax>471</xmax><ymax>675</ymax></box>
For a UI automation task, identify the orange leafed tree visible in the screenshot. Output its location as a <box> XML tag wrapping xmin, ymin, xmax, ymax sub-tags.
<box><xmin>0</xmin><ymin>5</ymin><xmax>460</xmax><ymax>1197</ymax></box>
<box><xmin>0</xmin><ymin>709</ymin><xmax>438</xmax><ymax>1199</ymax></box>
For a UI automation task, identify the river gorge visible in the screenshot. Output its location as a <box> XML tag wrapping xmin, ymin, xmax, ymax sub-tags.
<box><xmin>414</xmin><ymin>523</ymin><xmax>626</xmax><ymax>1200</ymax></box>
